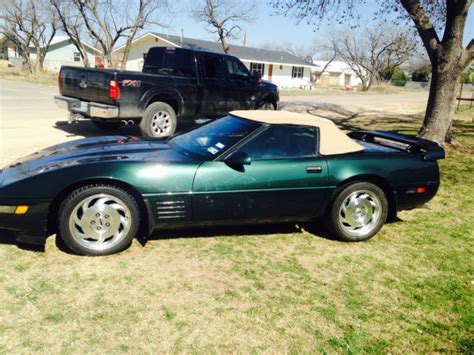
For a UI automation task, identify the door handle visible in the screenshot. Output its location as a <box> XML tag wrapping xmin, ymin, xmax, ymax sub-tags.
<box><xmin>306</xmin><ymin>166</ymin><xmax>322</xmax><ymax>174</ymax></box>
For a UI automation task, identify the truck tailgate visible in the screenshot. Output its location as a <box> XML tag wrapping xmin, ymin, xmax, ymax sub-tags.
<box><xmin>59</xmin><ymin>66</ymin><xmax>115</xmax><ymax>104</ymax></box>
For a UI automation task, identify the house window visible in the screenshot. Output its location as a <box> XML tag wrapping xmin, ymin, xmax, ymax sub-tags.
<box><xmin>250</xmin><ymin>62</ymin><xmax>265</xmax><ymax>77</ymax></box>
<box><xmin>292</xmin><ymin>66</ymin><xmax>304</xmax><ymax>79</ymax></box>
<box><xmin>73</xmin><ymin>52</ymin><xmax>81</xmax><ymax>62</ymax></box>
<box><xmin>279</xmin><ymin>65</ymin><xmax>283</xmax><ymax>70</ymax></box>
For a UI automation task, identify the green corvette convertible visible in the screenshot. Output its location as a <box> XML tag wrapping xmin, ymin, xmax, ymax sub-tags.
<box><xmin>0</xmin><ymin>111</ymin><xmax>444</xmax><ymax>255</ymax></box>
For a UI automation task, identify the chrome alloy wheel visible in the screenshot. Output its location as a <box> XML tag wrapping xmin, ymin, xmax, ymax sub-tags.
<box><xmin>68</xmin><ymin>193</ymin><xmax>132</xmax><ymax>251</ymax></box>
<box><xmin>338</xmin><ymin>190</ymin><xmax>382</xmax><ymax>237</ymax></box>
<box><xmin>150</xmin><ymin>110</ymin><xmax>172</xmax><ymax>137</ymax></box>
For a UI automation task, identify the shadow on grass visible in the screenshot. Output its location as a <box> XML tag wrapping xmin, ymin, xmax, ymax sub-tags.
<box><xmin>53</xmin><ymin>119</ymin><xmax>202</xmax><ymax>139</ymax></box>
<box><xmin>148</xmin><ymin>220</ymin><xmax>340</xmax><ymax>243</ymax></box>
<box><xmin>0</xmin><ymin>230</ymin><xmax>45</xmax><ymax>252</ymax></box>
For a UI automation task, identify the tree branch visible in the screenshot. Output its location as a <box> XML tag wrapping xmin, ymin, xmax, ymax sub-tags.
<box><xmin>399</xmin><ymin>0</ymin><xmax>440</xmax><ymax>64</ymax></box>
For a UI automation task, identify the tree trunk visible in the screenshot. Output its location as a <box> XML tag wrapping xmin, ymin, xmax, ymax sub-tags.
<box><xmin>120</xmin><ymin>32</ymin><xmax>136</xmax><ymax>70</ymax></box>
<box><xmin>418</xmin><ymin>56</ymin><xmax>462</xmax><ymax>144</ymax></box>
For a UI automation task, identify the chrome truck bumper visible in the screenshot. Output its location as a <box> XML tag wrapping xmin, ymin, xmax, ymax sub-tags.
<box><xmin>54</xmin><ymin>95</ymin><xmax>119</xmax><ymax>119</ymax></box>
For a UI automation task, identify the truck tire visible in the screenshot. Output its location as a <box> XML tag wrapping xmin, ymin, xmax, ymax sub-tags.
<box><xmin>92</xmin><ymin>120</ymin><xmax>122</xmax><ymax>130</ymax></box>
<box><xmin>139</xmin><ymin>102</ymin><xmax>177</xmax><ymax>138</ymax></box>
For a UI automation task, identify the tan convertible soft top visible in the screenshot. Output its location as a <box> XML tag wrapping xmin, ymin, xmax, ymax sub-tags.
<box><xmin>230</xmin><ymin>110</ymin><xmax>364</xmax><ymax>155</ymax></box>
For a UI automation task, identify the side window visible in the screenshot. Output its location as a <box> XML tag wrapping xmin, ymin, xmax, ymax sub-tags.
<box><xmin>202</xmin><ymin>55</ymin><xmax>227</xmax><ymax>79</ymax></box>
<box><xmin>225</xmin><ymin>58</ymin><xmax>250</xmax><ymax>80</ymax></box>
<box><xmin>241</xmin><ymin>125</ymin><xmax>318</xmax><ymax>160</ymax></box>
<box><xmin>162</xmin><ymin>51</ymin><xmax>196</xmax><ymax>77</ymax></box>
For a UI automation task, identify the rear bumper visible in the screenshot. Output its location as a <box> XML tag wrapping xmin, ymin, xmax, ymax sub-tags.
<box><xmin>395</xmin><ymin>181</ymin><xmax>440</xmax><ymax>211</ymax></box>
<box><xmin>54</xmin><ymin>95</ymin><xmax>119</xmax><ymax>119</ymax></box>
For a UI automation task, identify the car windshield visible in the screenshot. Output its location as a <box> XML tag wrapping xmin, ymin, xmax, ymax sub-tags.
<box><xmin>169</xmin><ymin>116</ymin><xmax>261</xmax><ymax>160</ymax></box>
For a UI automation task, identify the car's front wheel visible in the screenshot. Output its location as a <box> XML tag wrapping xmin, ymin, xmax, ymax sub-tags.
<box><xmin>328</xmin><ymin>182</ymin><xmax>388</xmax><ymax>242</ymax></box>
<box><xmin>58</xmin><ymin>185</ymin><xmax>140</xmax><ymax>256</ymax></box>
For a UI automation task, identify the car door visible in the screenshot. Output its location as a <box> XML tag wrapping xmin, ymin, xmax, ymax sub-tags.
<box><xmin>192</xmin><ymin>124</ymin><xmax>330</xmax><ymax>222</ymax></box>
<box><xmin>198</xmin><ymin>53</ymin><xmax>234</xmax><ymax>116</ymax></box>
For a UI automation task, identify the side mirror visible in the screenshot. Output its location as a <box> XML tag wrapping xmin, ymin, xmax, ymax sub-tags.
<box><xmin>225</xmin><ymin>151</ymin><xmax>251</xmax><ymax>166</ymax></box>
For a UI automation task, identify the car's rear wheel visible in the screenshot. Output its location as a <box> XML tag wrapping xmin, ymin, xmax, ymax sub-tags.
<box><xmin>328</xmin><ymin>182</ymin><xmax>388</xmax><ymax>242</ymax></box>
<box><xmin>139</xmin><ymin>102</ymin><xmax>177</xmax><ymax>138</ymax></box>
<box><xmin>58</xmin><ymin>185</ymin><xmax>140</xmax><ymax>256</ymax></box>
<box><xmin>92</xmin><ymin>120</ymin><xmax>122</xmax><ymax>130</ymax></box>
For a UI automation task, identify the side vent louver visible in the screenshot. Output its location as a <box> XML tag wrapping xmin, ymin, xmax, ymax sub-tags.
<box><xmin>156</xmin><ymin>200</ymin><xmax>187</xmax><ymax>220</ymax></box>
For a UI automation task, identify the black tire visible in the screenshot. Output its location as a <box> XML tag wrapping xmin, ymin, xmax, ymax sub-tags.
<box><xmin>139</xmin><ymin>102</ymin><xmax>177</xmax><ymax>138</ymax></box>
<box><xmin>328</xmin><ymin>182</ymin><xmax>388</xmax><ymax>242</ymax></box>
<box><xmin>258</xmin><ymin>101</ymin><xmax>276</xmax><ymax>110</ymax></box>
<box><xmin>92</xmin><ymin>120</ymin><xmax>122</xmax><ymax>130</ymax></box>
<box><xmin>58</xmin><ymin>185</ymin><xmax>140</xmax><ymax>256</ymax></box>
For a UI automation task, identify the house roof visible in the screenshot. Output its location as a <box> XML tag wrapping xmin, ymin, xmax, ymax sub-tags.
<box><xmin>116</xmin><ymin>32</ymin><xmax>315</xmax><ymax>67</ymax></box>
<box><xmin>230</xmin><ymin>110</ymin><xmax>364</xmax><ymax>155</ymax></box>
<box><xmin>312</xmin><ymin>60</ymin><xmax>356</xmax><ymax>74</ymax></box>
<box><xmin>30</xmin><ymin>36</ymin><xmax>101</xmax><ymax>53</ymax></box>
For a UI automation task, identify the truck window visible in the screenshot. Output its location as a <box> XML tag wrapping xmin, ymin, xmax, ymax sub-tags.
<box><xmin>143</xmin><ymin>48</ymin><xmax>196</xmax><ymax>77</ymax></box>
<box><xmin>201</xmin><ymin>55</ymin><xmax>227</xmax><ymax>79</ymax></box>
<box><xmin>225</xmin><ymin>58</ymin><xmax>251</xmax><ymax>80</ymax></box>
<box><xmin>162</xmin><ymin>51</ymin><xmax>196</xmax><ymax>77</ymax></box>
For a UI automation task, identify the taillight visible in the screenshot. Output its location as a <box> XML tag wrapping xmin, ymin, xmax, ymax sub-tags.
<box><xmin>109</xmin><ymin>79</ymin><xmax>120</xmax><ymax>99</ymax></box>
<box><xmin>58</xmin><ymin>70</ymin><xmax>62</xmax><ymax>90</ymax></box>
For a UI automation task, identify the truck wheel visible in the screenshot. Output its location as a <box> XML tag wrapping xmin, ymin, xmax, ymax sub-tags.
<box><xmin>258</xmin><ymin>101</ymin><xmax>276</xmax><ymax>110</ymax></box>
<box><xmin>92</xmin><ymin>120</ymin><xmax>122</xmax><ymax>130</ymax></box>
<box><xmin>328</xmin><ymin>182</ymin><xmax>388</xmax><ymax>242</ymax></box>
<box><xmin>140</xmin><ymin>102</ymin><xmax>177</xmax><ymax>138</ymax></box>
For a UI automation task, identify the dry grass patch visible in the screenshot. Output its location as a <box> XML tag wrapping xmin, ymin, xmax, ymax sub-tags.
<box><xmin>0</xmin><ymin>67</ymin><xmax>57</xmax><ymax>85</ymax></box>
<box><xmin>0</xmin><ymin>116</ymin><xmax>473</xmax><ymax>353</ymax></box>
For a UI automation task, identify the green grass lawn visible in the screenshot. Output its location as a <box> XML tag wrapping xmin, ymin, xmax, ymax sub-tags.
<box><xmin>0</xmin><ymin>114</ymin><xmax>473</xmax><ymax>353</ymax></box>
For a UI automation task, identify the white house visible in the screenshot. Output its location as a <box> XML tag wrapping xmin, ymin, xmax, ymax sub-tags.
<box><xmin>29</xmin><ymin>36</ymin><xmax>101</xmax><ymax>72</ymax></box>
<box><xmin>1</xmin><ymin>36</ymin><xmax>100</xmax><ymax>72</ymax></box>
<box><xmin>312</xmin><ymin>60</ymin><xmax>362</xmax><ymax>87</ymax></box>
<box><xmin>114</xmin><ymin>32</ymin><xmax>315</xmax><ymax>89</ymax></box>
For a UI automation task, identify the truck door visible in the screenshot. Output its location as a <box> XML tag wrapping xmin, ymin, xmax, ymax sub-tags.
<box><xmin>223</xmin><ymin>57</ymin><xmax>261</xmax><ymax>110</ymax></box>
<box><xmin>198</xmin><ymin>53</ymin><xmax>234</xmax><ymax>117</ymax></box>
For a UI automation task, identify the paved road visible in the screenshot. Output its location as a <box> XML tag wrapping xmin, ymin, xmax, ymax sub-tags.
<box><xmin>0</xmin><ymin>79</ymin><xmax>429</xmax><ymax>166</ymax></box>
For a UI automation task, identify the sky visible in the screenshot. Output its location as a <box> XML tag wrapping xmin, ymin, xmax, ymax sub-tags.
<box><xmin>157</xmin><ymin>0</ymin><xmax>473</xmax><ymax>51</ymax></box>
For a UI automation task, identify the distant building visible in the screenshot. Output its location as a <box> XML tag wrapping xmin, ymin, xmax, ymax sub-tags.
<box><xmin>114</xmin><ymin>32</ymin><xmax>315</xmax><ymax>88</ymax></box>
<box><xmin>1</xmin><ymin>35</ymin><xmax>100</xmax><ymax>72</ymax></box>
<box><xmin>312</xmin><ymin>60</ymin><xmax>362</xmax><ymax>87</ymax></box>
<box><xmin>29</xmin><ymin>36</ymin><xmax>101</xmax><ymax>72</ymax></box>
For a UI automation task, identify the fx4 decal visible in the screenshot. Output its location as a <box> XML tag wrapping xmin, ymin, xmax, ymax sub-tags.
<box><xmin>122</xmin><ymin>79</ymin><xmax>142</xmax><ymax>88</ymax></box>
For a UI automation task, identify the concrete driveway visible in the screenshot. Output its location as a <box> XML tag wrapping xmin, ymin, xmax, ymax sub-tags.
<box><xmin>0</xmin><ymin>79</ymin><xmax>429</xmax><ymax>166</ymax></box>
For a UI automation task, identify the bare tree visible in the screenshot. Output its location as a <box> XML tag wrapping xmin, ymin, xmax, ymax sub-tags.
<box><xmin>193</xmin><ymin>0</ymin><xmax>255</xmax><ymax>54</ymax></box>
<box><xmin>0</xmin><ymin>0</ymin><xmax>57</xmax><ymax>72</ymax></box>
<box><xmin>50</xmin><ymin>0</ymin><xmax>91</xmax><ymax>67</ymax></box>
<box><xmin>271</xmin><ymin>0</ymin><xmax>474</xmax><ymax>144</ymax></box>
<box><xmin>119</xmin><ymin>0</ymin><xmax>169</xmax><ymax>70</ymax></box>
<box><xmin>326</xmin><ymin>26</ymin><xmax>414</xmax><ymax>90</ymax></box>
<box><xmin>68</xmin><ymin>0</ymin><xmax>168</xmax><ymax>68</ymax></box>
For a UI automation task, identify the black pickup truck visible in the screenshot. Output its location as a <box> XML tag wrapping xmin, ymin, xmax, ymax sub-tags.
<box><xmin>54</xmin><ymin>47</ymin><xmax>279</xmax><ymax>138</ymax></box>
